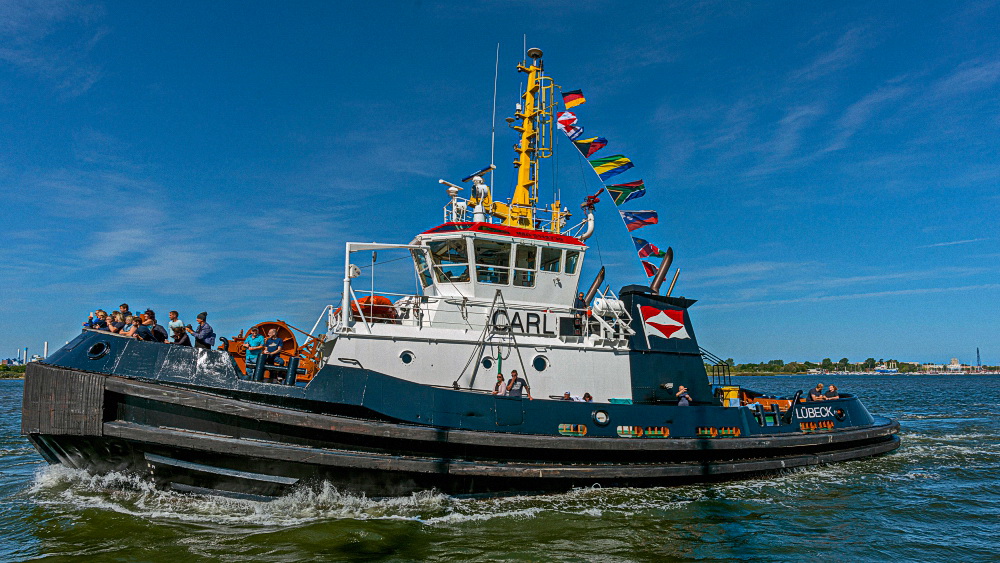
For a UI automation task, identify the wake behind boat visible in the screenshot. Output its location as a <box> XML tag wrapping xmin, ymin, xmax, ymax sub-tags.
<box><xmin>22</xmin><ymin>48</ymin><xmax>899</xmax><ymax>499</ymax></box>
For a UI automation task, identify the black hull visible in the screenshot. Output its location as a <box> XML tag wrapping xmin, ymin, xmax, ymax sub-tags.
<box><xmin>23</xmin><ymin>363</ymin><xmax>901</xmax><ymax>498</ymax></box>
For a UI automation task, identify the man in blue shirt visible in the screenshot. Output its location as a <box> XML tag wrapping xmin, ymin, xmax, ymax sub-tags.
<box><xmin>505</xmin><ymin>370</ymin><xmax>532</xmax><ymax>400</ymax></box>
<box><xmin>186</xmin><ymin>312</ymin><xmax>216</xmax><ymax>350</ymax></box>
<box><xmin>243</xmin><ymin>327</ymin><xmax>265</xmax><ymax>372</ymax></box>
<box><xmin>263</xmin><ymin>328</ymin><xmax>285</xmax><ymax>366</ymax></box>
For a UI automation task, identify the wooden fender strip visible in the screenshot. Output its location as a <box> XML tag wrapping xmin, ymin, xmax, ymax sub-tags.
<box><xmin>104</xmin><ymin>421</ymin><xmax>900</xmax><ymax>479</ymax></box>
<box><xmin>104</xmin><ymin>376</ymin><xmax>899</xmax><ymax>453</ymax></box>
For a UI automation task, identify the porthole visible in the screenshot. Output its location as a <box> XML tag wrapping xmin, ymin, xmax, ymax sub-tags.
<box><xmin>593</xmin><ymin>410</ymin><xmax>610</xmax><ymax>426</ymax></box>
<box><xmin>532</xmin><ymin>355</ymin><xmax>548</xmax><ymax>372</ymax></box>
<box><xmin>399</xmin><ymin>351</ymin><xmax>415</xmax><ymax>365</ymax></box>
<box><xmin>87</xmin><ymin>341</ymin><xmax>110</xmax><ymax>360</ymax></box>
<box><xmin>481</xmin><ymin>357</ymin><xmax>494</xmax><ymax>370</ymax></box>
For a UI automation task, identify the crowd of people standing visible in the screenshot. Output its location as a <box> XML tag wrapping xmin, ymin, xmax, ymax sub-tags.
<box><xmin>83</xmin><ymin>303</ymin><xmax>216</xmax><ymax>349</ymax></box>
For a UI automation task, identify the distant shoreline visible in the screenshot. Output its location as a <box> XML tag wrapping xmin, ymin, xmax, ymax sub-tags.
<box><xmin>731</xmin><ymin>371</ymin><xmax>1000</xmax><ymax>377</ymax></box>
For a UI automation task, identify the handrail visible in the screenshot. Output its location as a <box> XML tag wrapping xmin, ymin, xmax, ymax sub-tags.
<box><xmin>347</xmin><ymin>286</ymin><xmax>371</xmax><ymax>333</ymax></box>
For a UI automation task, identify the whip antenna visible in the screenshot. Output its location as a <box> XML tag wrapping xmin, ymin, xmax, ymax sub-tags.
<box><xmin>490</xmin><ymin>42</ymin><xmax>499</xmax><ymax>189</ymax></box>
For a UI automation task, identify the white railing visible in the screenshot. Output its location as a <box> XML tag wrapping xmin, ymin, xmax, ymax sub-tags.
<box><xmin>332</xmin><ymin>286</ymin><xmax>633</xmax><ymax>347</ymax></box>
<box><xmin>443</xmin><ymin>197</ymin><xmax>567</xmax><ymax>233</ymax></box>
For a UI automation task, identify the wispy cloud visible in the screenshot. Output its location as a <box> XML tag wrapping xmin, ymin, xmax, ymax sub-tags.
<box><xmin>685</xmin><ymin>261</ymin><xmax>815</xmax><ymax>287</ymax></box>
<box><xmin>824</xmin><ymin>84</ymin><xmax>909</xmax><ymax>152</ymax></box>
<box><xmin>772</xmin><ymin>104</ymin><xmax>825</xmax><ymax>159</ymax></box>
<box><xmin>0</xmin><ymin>0</ymin><xmax>105</xmax><ymax>97</ymax></box>
<box><xmin>928</xmin><ymin>59</ymin><xmax>1000</xmax><ymax>100</ymax></box>
<box><xmin>791</xmin><ymin>27</ymin><xmax>872</xmax><ymax>82</ymax></box>
<box><xmin>745</xmin><ymin>103</ymin><xmax>825</xmax><ymax>175</ymax></box>
<box><xmin>918</xmin><ymin>238</ymin><xmax>988</xmax><ymax>248</ymax></box>
<box><xmin>700</xmin><ymin>283</ymin><xmax>1000</xmax><ymax>311</ymax></box>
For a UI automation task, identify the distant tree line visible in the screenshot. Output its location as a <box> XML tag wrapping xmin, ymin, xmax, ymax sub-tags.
<box><xmin>711</xmin><ymin>357</ymin><xmax>924</xmax><ymax>374</ymax></box>
<box><xmin>0</xmin><ymin>364</ymin><xmax>26</xmax><ymax>378</ymax></box>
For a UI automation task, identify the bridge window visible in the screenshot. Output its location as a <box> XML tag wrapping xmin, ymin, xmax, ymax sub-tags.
<box><xmin>474</xmin><ymin>239</ymin><xmax>510</xmax><ymax>285</ymax></box>
<box><xmin>540</xmin><ymin>247</ymin><xmax>561</xmax><ymax>272</ymax></box>
<box><xmin>411</xmin><ymin>249</ymin><xmax>433</xmax><ymax>287</ymax></box>
<box><xmin>565</xmin><ymin>250</ymin><xmax>580</xmax><ymax>274</ymax></box>
<box><xmin>513</xmin><ymin>244</ymin><xmax>538</xmax><ymax>287</ymax></box>
<box><xmin>428</xmin><ymin>239</ymin><xmax>470</xmax><ymax>283</ymax></box>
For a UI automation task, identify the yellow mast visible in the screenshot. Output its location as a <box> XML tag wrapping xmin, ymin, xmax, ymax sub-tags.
<box><xmin>470</xmin><ymin>47</ymin><xmax>566</xmax><ymax>233</ymax></box>
<box><xmin>505</xmin><ymin>47</ymin><xmax>548</xmax><ymax>229</ymax></box>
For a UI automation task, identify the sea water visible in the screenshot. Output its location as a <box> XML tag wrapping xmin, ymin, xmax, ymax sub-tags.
<box><xmin>1</xmin><ymin>375</ymin><xmax>997</xmax><ymax>562</ymax></box>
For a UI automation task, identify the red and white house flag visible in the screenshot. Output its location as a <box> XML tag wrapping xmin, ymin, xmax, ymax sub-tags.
<box><xmin>638</xmin><ymin>305</ymin><xmax>690</xmax><ymax>347</ymax></box>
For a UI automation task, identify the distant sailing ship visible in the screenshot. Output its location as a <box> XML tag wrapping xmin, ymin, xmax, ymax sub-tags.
<box><xmin>22</xmin><ymin>48</ymin><xmax>899</xmax><ymax>499</ymax></box>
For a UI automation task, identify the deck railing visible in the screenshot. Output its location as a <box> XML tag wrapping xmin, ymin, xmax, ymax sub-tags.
<box><xmin>332</xmin><ymin>287</ymin><xmax>633</xmax><ymax>346</ymax></box>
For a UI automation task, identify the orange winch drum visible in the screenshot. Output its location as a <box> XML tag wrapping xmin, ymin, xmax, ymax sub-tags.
<box><xmin>222</xmin><ymin>319</ymin><xmax>326</xmax><ymax>382</ymax></box>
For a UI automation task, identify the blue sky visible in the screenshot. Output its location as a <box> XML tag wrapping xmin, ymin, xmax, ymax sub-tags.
<box><xmin>1</xmin><ymin>1</ymin><xmax>998</xmax><ymax>364</ymax></box>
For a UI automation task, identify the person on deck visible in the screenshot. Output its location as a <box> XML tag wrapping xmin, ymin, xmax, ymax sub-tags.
<box><xmin>676</xmin><ymin>385</ymin><xmax>692</xmax><ymax>406</ymax></box>
<box><xmin>561</xmin><ymin>391</ymin><xmax>574</xmax><ymax>401</ymax></box>
<box><xmin>119</xmin><ymin>303</ymin><xmax>131</xmax><ymax>319</ymax></box>
<box><xmin>573</xmin><ymin>292</ymin><xmax>587</xmax><ymax>335</ymax></box>
<box><xmin>582</xmin><ymin>393</ymin><xmax>593</xmax><ymax>403</ymax></box>
<box><xmin>145</xmin><ymin>310</ymin><xmax>169</xmax><ymax>343</ymax></box>
<box><xmin>506</xmin><ymin>370</ymin><xmax>532</xmax><ymax>400</ymax></box>
<box><xmin>134</xmin><ymin>313</ymin><xmax>153</xmax><ymax>341</ymax></box>
<box><xmin>122</xmin><ymin>315</ymin><xmax>137</xmax><ymax>338</ymax></box>
<box><xmin>84</xmin><ymin>310</ymin><xmax>109</xmax><ymax>330</ymax></box>
<box><xmin>825</xmin><ymin>384</ymin><xmax>840</xmax><ymax>400</ymax></box>
<box><xmin>492</xmin><ymin>373</ymin><xmax>506</xmax><ymax>396</ymax></box>
<box><xmin>808</xmin><ymin>383</ymin><xmax>826</xmax><ymax>401</ymax></box>
<box><xmin>262</xmin><ymin>329</ymin><xmax>285</xmax><ymax>366</ymax></box>
<box><xmin>107</xmin><ymin>311</ymin><xmax>125</xmax><ymax>334</ymax></box>
<box><xmin>186</xmin><ymin>312</ymin><xmax>216</xmax><ymax>350</ymax></box>
<box><xmin>243</xmin><ymin>327</ymin><xmax>265</xmax><ymax>372</ymax></box>
<box><xmin>170</xmin><ymin>326</ymin><xmax>192</xmax><ymax>346</ymax></box>
<box><xmin>168</xmin><ymin>311</ymin><xmax>185</xmax><ymax>332</ymax></box>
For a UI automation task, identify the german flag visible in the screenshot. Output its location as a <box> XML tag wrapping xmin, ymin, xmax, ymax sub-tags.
<box><xmin>562</xmin><ymin>89</ymin><xmax>586</xmax><ymax>109</ymax></box>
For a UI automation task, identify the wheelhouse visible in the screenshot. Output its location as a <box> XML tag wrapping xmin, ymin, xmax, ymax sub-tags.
<box><xmin>411</xmin><ymin>222</ymin><xmax>586</xmax><ymax>306</ymax></box>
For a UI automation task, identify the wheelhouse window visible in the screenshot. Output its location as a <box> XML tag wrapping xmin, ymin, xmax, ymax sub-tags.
<box><xmin>428</xmin><ymin>239</ymin><xmax>470</xmax><ymax>283</ymax></box>
<box><xmin>540</xmin><ymin>247</ymin><xmax>561</xmax><ymax>272</ymax></box>
<box><xmin>513</xmin><ymin>244</ymin><xmax>538</xmax><ymax>287</ymax></box>
<box><xmin>474</xmin><ymin>239</ymin><xmax>510</xmax><ymax>285</ymax></box>
<box><xmin>565</xmin><ymin>250</ymin><xmax>580</xmax><ymax>274</ymax></box>
<box><xmin>411</xmin><ymin>249</ymin><xmax>433</xmax><ymax>287</ymax></box>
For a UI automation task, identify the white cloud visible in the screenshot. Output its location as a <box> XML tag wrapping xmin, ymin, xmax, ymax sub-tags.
<box><xmin>928</xmin><ymin>59</ymin><xmax>1000</xmax><ymax>100</ymax></box>
<box><xmin>825</xmin><ymin>84</ymin><xmax>909</xmax><ymax>152</ymax></box>
<box><xmin>0</xmin><ymin>0</ymin><xmax>104</xmax><ymax>97</ymax></box>
<box><xmin>918</xmin><ymin>238</ymin><xmax>988</xmax><ymax>248</ymax></box>
<box><xmin>791</xmin><ymin>27</ymin><xmax>872</xmax><ymax>81</ymax></box>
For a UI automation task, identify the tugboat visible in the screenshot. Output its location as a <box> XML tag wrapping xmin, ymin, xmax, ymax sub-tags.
<box><xmin>22</xmin><ymin>48</ymin><xmax>899</xmax><ymax>500</ymax></box>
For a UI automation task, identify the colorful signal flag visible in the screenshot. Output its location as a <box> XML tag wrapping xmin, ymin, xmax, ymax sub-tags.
<box><xmin>633</xmin><ymin>237</ymin><xmax>666</xmax><ymax>258</ymax></box>
<box><xmin>589</xmin><ymin>155</ymin><xmax>634</xmax><ymax>181</ymax></box>
<box><xmin>620</xmin><ymin>210</ymin><xmax>658</xmax><ymax>232</ymax></box>
<box><xmin>607</xmin><ymin>180</ymin><xmax>646</xmax><ymax>205</ymax></box>
<box><xmin>573</xmin><ymin>137</ymin><xmax>608</xmax><ymax>157</ymax></box>
<box><xmin>556</xmin><ymin>111</ymin><xmax>577</xmax><ymax>129</ymax></box>
<box><xmin>642</xmin><ymin>260</ymin><xmax>658</xmax><ymax>277</ymax></box>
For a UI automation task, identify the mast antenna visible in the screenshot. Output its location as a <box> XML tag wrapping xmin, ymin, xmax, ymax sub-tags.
<box><xmin>490</xmin><ymin>43</ymin><xmax>499</xmax><ymax>190</ymax></box>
